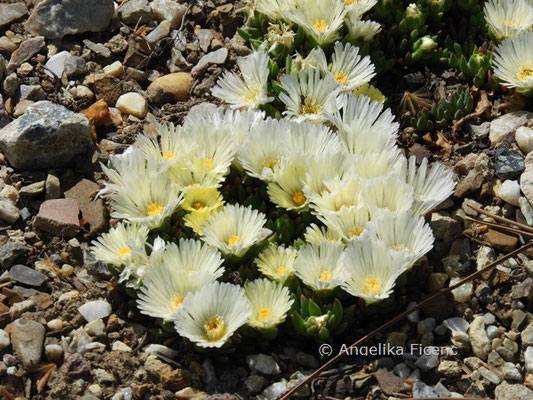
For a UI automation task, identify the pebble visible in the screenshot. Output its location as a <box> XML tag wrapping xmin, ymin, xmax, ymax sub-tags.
<box><xmin>1</xmin><ymin>185</ymin><xmax>19</xmax><ymax>203</ymax></box>
<box><xmin>437</xmin><ymin>360</ymin><xmax>461</xmax><ymax>378</ymax></box>
<box><xmin>259</xmin><ymin>379</ymin><xmax>288</xmax><ymax>400</ymax></box>
<box><xmin>0</xmin><ymin>329</ymin><xmax>10</xmax><ymax>350</ymax></box>
<box><xmin>0</xmin><ymin>3</ymin><xmax>28</xmax><ymax>29</ymax></box>
<box><xmin>34</xmin><ymin>198</ymin><xmax>80</xmax><ymax>238</ymax></box>
<box><xmin>94</xmin><ymin>368</ymin><xmax>115</xmax><ymax>384</ymax></box>
<box><xmin>497</xmin><ymin>180</ymin><xmax>521</xmax><ymax>206</ymax></box>
<box><xmin>83</xmin><ymin>39</ymin><xmax>111</xmax><ymax>58</ymax></box>
<box><xmin>64</xmin><ymin>55</ymin><xmax>88</xmax><ymax>77</ymax></box>
<box><xmin>147</xmin><ymin>72</ymin><xmax>192</xmax><ymax>102</ymax></box>
<box><xmin>191</xmin><ymin>48</ymin><xmax>228</xmax><ymax>76</ymax></box>
<box><xmin>454</xmin><ymin>153</ymin><xmax>492</xmax><ymax>197</ymax></box>
<box><xmin>525</xmin><ymin>347</ymin><xmax>533</xmax><ymax>373</ymax></box>
<box><xmin>112</xmin><ymin>341</ymin><xmax>132</xmax><ymax>352</ymax></box>
<box><xmin>79</xmin><ymin>300</ymin><xmax>112</xmax><ymax>322</ymax></box>
<box><xmin>120</xmin><ymin>0</ymin><xmax>152</xmax><ymax>25</ymax></box>
<box><xmin>244</xmin><ymin>375</ymin><xmax>266</xmax><ymax>394</ymax></box>
<box><xmin>11</xmin><ymin>319</ymin><xmax>46</xmax><ymax>369</ymax></box>
<box><xmin>60</xmin><ymin>352</ymin><xmax>91</xmax><ymax>377</ymax></box>
<box><xmin>480</xmin><ymin>366</ymin><xmax>501</xmax><ymax>384</ymax></box>
<box><xmin>414</xmin><ymin>353</ymin><xmax>439</xmax><ymax>372</ymax></box>
<box><xmin>494</xmin><ymin>381</ymin><xmax>533</xmax><ymax>400</ymax></box>
<box><xmin>495</xmin><ymin>149</ymin><xmax>524</xmax><ymax>180</ymax></box>
<box><xmin>45</xmin><ymin>344</ymin><xmax>63</xmax><ymax>362</ymax></box>
<box><xmin>246</xmin><ymin>354</ymin><xmax>280</xmax><ymax>375</ymax></box>
<box><xmin>393</xmin><ymin>362</ymin><xmax>411</xmax><ymax>378</ymax></box>
<box><xmin>87</xmin><ymin>384</ymin><xmax>103</xmax><ymax>398</ymax></box>
<box><xmin>483</xmin><ymin>229</ymin><xmax>518</xmax><ymax>252</ymax></box>
<box><xmin>85</xmin><ymin>319</ymin><xmax>105</xmax><ymax>336</ymax></box>
<box><xmin>151</xmin><ymin>0</ymin><xmax>187</xmax><ymax>27</ymax></box>
<box><xmin>450</xmin><ymin>277</ymin><xmax>473</xmax><ymax>302</ymax></box>
<box><xmin>7</xmin><ymin>36</ymin><xmax>45</xmax><ymax>73</ymax></box>
<box><xmin>116</xmin><ymin>92</ymin><xmax>148</xmax><ymax>118</ymax></box>
<box><xmin>9</xmin><ymin>264</ymin><xmax>47</xmax><ymax>286</ymax></box>
<box><xmin>487</xmin><ymin>325</ymin><xmax>501</xmax><ymax>340</ymax></box>
<box><xmin>469</xmin><ymin>316</ymin><xmax>491</xmax><ymax>360</ymax></box>
<box><xmin>516</xmin><ymin>126</ymin><xmax>533</xmax><ymax>154</ymax></box>
<box><xmin>0</xmin><ymin>241</ymin><xmax>29</xmax><ymax>268</ymax></box>
<box><xmin>429</xmin><ymin>211</ymin><xmax>461</xmax><ymax>244</ymax></box>
<box><xmin>103</xmin><ymin>61</ymin><xmax>125</xmax><ymax>77</ymax></box>
<box><xmin>144</xmin><ymin>344</ymin><xmax>179</xmax><ymax>359</ymax></box>
<box><xmin>26</xmin><ymin>0</ymin><xmax>115</xmax><ymax>39</ymax></box>
<box><xmin>47</xmin><ymin>318</ymin><xmax>64</xmax><ymax>331</ymax></box>
<box><xmin>490</xmin><ymin>111</ymin><xmax>533</xmax><ymax>146</ymax></box>
<box><xmin>45</xmin><ymin>51</ymin><xmax>70</xmax><ymax>78</ymax></box>
<box><xmin>64</xmin><ymin>179</ymin><xmax>108</xmax><ymax>238</ymax></box>
<box><xmin>417</xmin><ymin>318</ymin><xmax>436</xmax><ymax>335</ymax></box>
<box><xmin>146</xmin><ymin>20</ymin><xmax>172</xmax><ymax>43</ymax></box>
<box><xmin>502</xmin><ymin>362</ymin><xmax>522</xmax><ymax>381</ymax></box>
<box><xmin>413</xmin><ymin>382</ymin><xmax>439</xmax><ymax>399</ymax></box>
<box><xmin>0</xmin><ymin>198</ymin><xmax>19</xmax><ymax>223</ymax></box>
<box><xmin>519</xmin><ymin>197</ymin><xmax>533</xmax><ymax>225</ymax></box>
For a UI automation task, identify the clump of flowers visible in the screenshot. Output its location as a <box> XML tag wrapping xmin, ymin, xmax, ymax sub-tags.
<box><xmin>483</xmin><ymin>0</ymin><xmax>533</xmax><ymax>41</ymax></box>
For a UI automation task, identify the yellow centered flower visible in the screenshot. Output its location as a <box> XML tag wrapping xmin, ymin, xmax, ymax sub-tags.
<box><xmin>204</xmin><ymin>316</ymin><xmax>226</xmax><ymax>342</ymax></box>
<box><xmin>344</xmin><ymin>0</ymin><xmax>356</xmax><ymax>5</ymax></box>
<box><xmin>334</xmin><ymin>72</ymin><xmax>349</xmax><ymax>86</ymax></box>
<box><xmin>204</xmin><ymin>158</ymin><xmax>214</xmax><ymax>170</ymax></box>
<box><xmin>314</xmin><ymin>19</ymin><xmax>328</xmax><ymax>32</ymax></box>
<box><xmin>390</xmin><ymin>244</ymin><xmax>409</xmax><ymax>252</ymax></box>
<box><xmin>146</xmin><ymin>202</ymin><xmax>164</xmax><ymax>216</ymax></box>
<box><xmin>227</xmin><ymin>235</ymin><xmax>240</xmax><ymax>246</ymax></box>
<box><xmin>243</xmin><ymin>85</ymin><xmax>261</xmax><ymax>103</ymax></box>
<box><xmin>349</xmin><ymin>228</ymin><xmax>364</xmax><ymax>237</ymax></box>
<box><xmin>161</xmin><ymin>151</ymin><xmax>175</xmax><ymax>160</ymax></box>
<box><xmin>277</xmin><ymin>265</ymin><xmax>287</xmax><ymax>275</ymax></box>
<box><xmin>320</xmin><ymin>270</ymin><xmax>332</xmax><ymax>282</ymax></box>
<box><xmin>300</xmin><ymin>99</ymin><xmax>321</xmax><ymax>115</ymax></box>
<box><xmin>263</xmin><ymin>158</ymin><xmax>280</xmax><ymax>171</ymax></box>
<box><xmin>171</xmin><ymin>295</ymin><xmax>183</xmax><ymax>310</ymax></box>
<box><xmin>292</xmin><ymin>191</ymin><xmax>306</xmax><ymax>206</ymax></box>
<box><xmin>517</xmin><ymin>64</ymin><xmax>533</xmax><ymax>81</ymax></box>
<box><xmin>259</xmin><ymin>307</ymin><xmax>271</xmax><ymax>319</ymax></box>
<box><xmin>117</xmin><ymin>246</ymin><xmax>131</xmax><ymax>256</ymax></box>
<box><xmin>363</xmin><ymin>275</ymin><xmax>382</xmax><ymax>295</ymax></box>
<box><xmin>193</xmin><ymin>201</ymin><xmax>205</xmax><ymax>210</ymax></box>
<box><xmin>505</xmin><ymin>20</ymin><xmax>516</xmax><ymax>27</ymax></box>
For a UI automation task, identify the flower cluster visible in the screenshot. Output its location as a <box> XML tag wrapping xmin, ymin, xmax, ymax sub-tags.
<box><xmin>483</xmin><ymin>0</ymin><xmax>533</xmax><ymax>42</ymax></box>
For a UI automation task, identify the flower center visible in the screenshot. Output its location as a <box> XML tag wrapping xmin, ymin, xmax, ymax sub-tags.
<box><xmin>517</xmin><ymin>64</ymin><xmax>533</xmax><ymax>81</ymax></box>
<box><xmin>320</xmin><ymin>270</ymin><xmax>332</xmax><ymax>282</ymax></box>
<box><xmin>263</xmin><ymin>158</ymin><xmax>280</xmax><ymax>171</ymax></box>
<box><xmin>334</xmin><ymin>72</ymin><xmax>349</xmax><ymax>85</ymax></box>
<box><xmin>117</xmin><ymin>246</ymin><xmax>131</xmax><ymax>256</ymax></box>
<box><xmin>277</xmin><ymin>265</ymin><xmax>287</xmax><ymax>276</ymax></box>
<box><xmin>162</xmin><ymin>151</ymin><xmax>175</xmax><ymax>160</ymax></box>
<box><xmin>259</xmin><ymin>307</ymin><xmax>270</xmax><ymax>319</ymax></box>
<box><xmin>204</xmin><ymin>316</ymin><xmax>226</xmax><ymax>342</ymax></box>
<box><xmin>193</xmin><ymin>201</ymin><xmax>205</xmax><ymax>210</ymax></box>
<box><xmin>314</xmin><ymin>19</ymin><xmax>328</xmax><ymax>32</ymax></box>
<box><xmin>227</xmin><ymin>235</ymin><xmax>240</xmax><ymax>246</ymax></box>
<box><xmin>292</xmin><ymin>191</ymin><xmax>306</xmax><ymax>206</ymax></box>
<box><xmin>204</xmin><ymin>158</ymin><xmax>214</xmax><ymax>170</ymax></box>
<box><xmin>390</xmin><ymin>244</ymin><xmax>409</xmax><ymax>252</ymax></box>
<box><xmin>243</xmin><ymin>85</ymin><xmax>261</xmax><ymax>103</ymax></box>
<box><xmin>146</xmin><ymin>202</ymin><xmax>164</xmax><ymax>216</ymax></box>
<box><xmin>300</xmin><ymin>99</ymin><xmax>321</xmax><ymax>115</ymax></box>
<box><xmin>349</xmin><ymin>228</ymin><xmax>364</xmax><ymax>237</ymax></box>
<box><xmin>344</xmin><ymin>0</ymin><xmax>356</xmax><ymax>4</ymax></box>
<box><xmin>363</xmin><ymin>275</ymin><xmax>382</xmax><ymax>295</ymax></box>
<box><xmin>171</xmin><ymin>295</ymin><xmax>183</xmax><ymax>310</ymax></box>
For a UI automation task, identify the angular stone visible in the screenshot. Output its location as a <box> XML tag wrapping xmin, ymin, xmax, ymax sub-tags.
<box><xmin>161</xmin><ymin>369</ymin><xmax>192</xmax><ymax>391</ymax></box>
<box><xmin>490</xmin><ymin>111</ymin><xmax>533</xmax><ymax>146</ymax></box>
<box><xmin>34</xmin><ymin>198</ymin><xmax>80</xmax><ymax>238</ymax></box>
<box><xmin>191</xmin><ymin>48</ymin><xmax>228</xmax><ymax>76</ymax></box>
<box><xmin>494</xmin><ymin>382</ymin><xmax>533</xmax><ymax>400</ymax></box>
<box><xmin>454</xmin><ymin>153</ymin><xmax>492</xmax><ymax>197</ymax></box>
<box><xmin>469</xmin><ymin>316</ymin><xmax>491</xmax><ymax>360</ymax></box>
<box><xmin>0</xmin><ymin>101</ymin><xmax>93</xmax><ymax>170</ymax></box>
<box><xmin>520</xmin><ymin>152</ymin><xmax>533</xmax><ymax>207</ymax></box>
<box><xmin>246</xmin><ymin>354</ymin><xmax>280</xmax><ymax>375</ymax></box>
<box><xmin>116</xmin><ymin>92</ymin><xmax>148</xmax><ymax>118</ymax></box>
<box><xmin>9</xmin><ymin>264</ymin><xmax>47</xmax><ymax>287</ymax></box>
<box><xmin>0</xmin><ymin>241</ymin><xmax>29</xmax><ymax>268</ymax></box>
<box><xmin>495</xmin><ymin>149</ymin><xmax>524</xmax><ymax>180</ymax></box>
<box><xmin>119</xmin><ymin>0</ymin><xmax>152</xmax><ymax>25</ymax></box>
<box><xmin>483</xmin><ymin>229</ymin><xmax>518</xmax><ymax>252</ymax></box>
<box><xmin>0</xmin><ymin>198</ymin><xmax>19</xmax><ymax>223</ymax></box>
<box><xmin>59</xmin><ymin>352</ymin><xmax>90</xmax><ymax>377</ymax></box>
<box><xmin>65</xmin><ymin>179</ymin><xmax>107</xmax><ymax>238</ymax></box>
<box><xmin>375</xmin><ymin>368</ymin><xmax>404</xmax><ymax>395</ymax></box>
<box><xmin>11</xmin><ymin>319</ymin><xmax>46</xmax><ymax>369</ymax></box>
<box><xmin>83</xmin><ymin>40</ymin><xmax>111</xmax><ymax>58</ymax></box>
<box><xmin>64</xmin><ymin>56</ymin><xmax>88</xmax><ymax>77</ymax></box>
<box><xmin>0</xmin><ymin>3</ymin><xmax>28</xmax><ymax>29</ymax></box>
<box><xmin>151</xmin><ymin>0</ymin><xmax>187</xmax><ymax>27</ymax></box>
<box><xmin>45</xmin><ymin>51</ymin><xmax>70</xmax><ymax>78</ymax></box>
<box><xmin>26</xmin><ymin>0</ymin><xmax>115</xmax><ymax>39</ymax></box>
<box><xmin>78</xmin><ymin>300</ymin><xmax>112</xmax><ymax>322</ymax></box>
<box><xmin>7</xmin><ymin>36</ymin><xmax>45</xmax><ymax>73</ymax></box>
<box><xmin>147</xmin><ymin>72</ymin><xmax>192</xmax><ymax>103</ymax></box>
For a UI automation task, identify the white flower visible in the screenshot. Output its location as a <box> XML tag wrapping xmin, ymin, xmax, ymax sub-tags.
<box><xmin>345</xmin><ymin>18</ymin><xmax>382</xmax><ymax>41</ymax></box>
<box><xmin>211</xmin><ymin>44</ymin><xmax>273</xmax><ymax>110</ymax></box>
<box><xmin>182</xmin><ymin>185</ymin><xmax>224</xmax><ymax>234</ymax></box>
<box><xmin>366</xmin><ymin>211</ymin><xmax>434</xmax><ymax>266</ymax></box>
<box><xmin>174</xmin><ymin>282</ymin><xmax>251</xmax><ymax>348</ymax></box>
<box><xmin>484</xmin><ymin>0</ymin><xmax>533</xmax><ymax>41</ymax></box>
<box><xmin>108</xmin><ymin>173</ymin><xmax>183</xmax><ymax>229</ymax></box>
<box><xmin>255</xmin><ymin>245</ymin><xmax>298</xmax><ymax>283</ymax></box>
<box><xmin>245</xmin><ymin>278</ymin><xmax>294</xmax><ymax>330</ymax></box>
<box><xmin>326</xmin><ymin>42</ymin><xmax>375</xmax><ymax>91</ymax></box>
<box><xmin>492</xmin><ymin>31</ymin><xmax>533</xmax><ymax>93</ymax></box>
<box><xmin>294</xmin><ymin>241</ymin><xmax>346</xmax><ymax>292</ymax></box>
<box><xmin>90</xmin><ymin>223</ymin><xmax>149</xmax><ymax>267</ymax></box>
<box><xmin>287</xmin><ymin>120</ymin><xmax>344</xmax><ymax>155</ymax></box>
<box><xmin>343</xmin><ymin>237</ymin><xmax>410</xmax><ymax>303</ymax></box>
<box><xmin>327</xmin><ymin>94</ymin><xmax>399</xmax><ymax>155</ymax></box>
<box><xmin>266</xmin><ymin>22</ymin><xmax>296</xmax><ymax>51</ymax></box>
<box><xmin>257</xmin><ymin>0</ymin><xmax>295</xmax><ymax>21</ymax></box>
<box><xmin>304</xmin><ymin>223</ymin><xmax>343</xmax><ymax>244</ymax></box>
<box><xmin>352</xmin><ymin>149</ymin><xmax>404</xmax><ymax>179</ymax></box>
<box><xmin>344</xmin><ymin>0</ymin><xmax>377</xmax><ymax>18</ymax></box>
<box><xmin>279</xmin><ymin>68</ymin><xmax>341</xmax><ymax>123</ymax></box>
<box><xmin>137</xmin><ymin>266</ymin><xmax>215</xmax><ymax>321</ymax></box>
<box><xmin>319</xmin><ymin>206</ymin><xmax>371</xmax><ymax>241</ymax></box>
<box><xmin>360</xmin><ymin>176</ymin><xmax>414</xmax><ymax>216</ymax></box>
<box><xmin>303</xmin><ymin>152</ymin><xmax>355</xmax><ymax>195</ymax></box>
<box><xmin>201</xmin><ymin>205</ymin><xmax>269</xmax><ymax>257</ymax></box>
<box><xmin>307</xmin><ymin>176</ymin><xmax>364</xmax><ymax>215</ymax></box>
<box><xmin>268</xmin><ymin>157</ymin><xmax>309</xmax><ymax>210</ymax></box>
<box><xmin>402</xmin><ymin>156</ymin><xmax>455</xmax><ymax>215</ymax></box>
<box><xmin>162</xmin><ymin>238</ymin><xmax>225</xmax><ymax>277</ymax></box>
<box><xmin>286</xmin><ymin>0</ymin><xmax>347</xmax><ymax>46</ymax></box>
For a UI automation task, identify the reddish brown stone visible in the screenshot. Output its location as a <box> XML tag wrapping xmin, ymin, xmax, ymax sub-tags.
<box><xmin>34</xmin><ymin>198</ymin><xmax>80</xmax><ymax>238</ymax></box>
<box><xmin>64</xmin><ymin>179</ymin><xmax>108</xmax><ymax>238</ymax></box>
<box><xmin>161</xmin><ymin>368</ymin><xmax>192</xmax><ymax>391</ymax></box>
<box><xmin>483</xmin><ymin>229</ymin><xmax>519</xmax><ymax>252</ymax></box>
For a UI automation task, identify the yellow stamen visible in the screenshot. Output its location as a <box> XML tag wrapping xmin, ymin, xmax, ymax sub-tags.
<box><xmin>162</xmin><ymin>151</ymin><xmax>175</xmax><ymax>160</ymax></box>
<box><xmin>277</xmin><ymin>265</ymin><xmax>287</xmax><ymax>276</ymax></box>
<box><xmin>193</xmin><ymin>201</ymin><xmax>205</xmax><ymax>210</ymax></box>
<box><xmin>292</xmin><ymin>191</ymin><xmax>306</xmax><ymax>206</ymax></box>
<box><xmin>320</xmin><ymin>270</ymin><xmax>332</xmax><ymax>282</ymax></box>
<box><xmin>259</xmin><ymin>308</ymin><xmax>270</xmax><ymax>319</ymax></box>
<box><xmin>505</xmin><ymin>20</ymin><xmax>515</xmax><ymax>27</ymax></box>
<box><xmin>204</xmin><ymin>316</ymin><xmax>226</xmax><ymax>342</ymax></box>
<box><xmin>117</xmin><ymin>246</ymin><xmax>131</xmax><ymax>256</ymax></box>
<box><xmin>518</xmin><ymin>64</ymin><xmax>533</xmax><ymax>81</ymax></box>
<box><xmin>334</xmin><ymin>72</ymin><xmax>349</xmax><ymax>86</ymax></box>
<box><xmin>146</xmin><ymin>202</ymin><xmax>164</xmax><ymax>216</ymax></box>
<box><xmin>227</xmin><ymin>235</ymin><xmax>240</xmax><ymax>246</ymax></box>
<box><xmin>363</xmin><ymin>275</ymin><xmax>382</xmax><ymax>295</ymax></box>
<box><xmin>349</xmin><ymin>228</ymin><xmax>364</xmax><ymax>237</ymax></box>
<box><xmin>204</xmin><ymin>158</ymin><xmax>214</xmax><ymax>170</ymax></box>
<box><xmin>171</xmin><ymin>295</ymin><xmax>183</xmax><ymax>310</ymax></box>
<box><xmin>344</xmin><ymin>0</ymin><xmax>356</xmax><ymax>4</ymax></box>
<box><xmin>391</xmin><ymin>244</ymin><xmax>408</xmax><ymax>252</ymax></box>
<box><xmin>263</xmin><ymin>158</ymin><xmax>280</xmax><ymax>171</ymax></box>
<box><xmin>300</xmin><ymin>99</ymin><xmax>321</xmax><ymax>115</ymax></box>
<box><xmin>314</xmin><ymin>19</ymin><xmax>328</xmax><ymax>32</ymax></box>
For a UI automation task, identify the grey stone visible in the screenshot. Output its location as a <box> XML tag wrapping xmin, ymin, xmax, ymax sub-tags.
<box><xmin>469</xmin><ymin>122</ymin><xmax>490</xmax><ymax>139</ymax></box>
<box><xmin>454</xmin><ymin>153</ymin><xmax>492</xmax><ymax>198</ymax></box>
<box><xmin>0</xmin><ymin>241</ymin><xmax>29</xmax><ymax>268</ymax></box>
<box><xmin>476</xmin><ymin>282</ymin><xmax>493</xmax><ymax>303</ymax></box>
<box><xmin>244</xmin><ymin>375</ymin><xmax>265</xmax><ymax>394</ymax></box>
<box><xmin>60</xmin><ymin>352</ymin><xmax>90</xmax><ymax>377</ymax></box>
<box><xmin>6</xmin><ymin>37</ymin><xmax>45</xmax><ymax>73</ymax></box>
<box><xmin>64</xmin><ymin>56</ymin><xmax>88</xmax><ymax>77</ymax></box>
<box><xmin>11</xmin><ymin>319</ymin><xmax>45</xmax><ymax>369</ymax></box>
<box><xmin>490</xmin><ymin>111</ymin><xmax>533</xmax><ymax>146</ymax></box>
<box><xmin>0</xmin><ymin>101</ymin><xmax>93</xmax><ymax>170</ymax></box>
<box><xmin>525</xmin><ymin>347</ymin><xmax>533</xmax><ymax>373</ymax></box>
<box><xmin>246</xmin><ymin>354</ymin><xmax>280</xmax><ymax>375</ymax></box>
<box><xmin>519</xmin><ymin>197</ymin><xmax>533</xmax><ymax>225</ymax></box>
<box><xmin>3</xmin><ymin>73</ymin><xmax>19</xmax><ymax>98</ymax></box>
<box><xmin>0</xmin><ymin>3</ymin><xmax>28</xmax><ymax>29</ymax></box>
<box><xmin>94</xmin><ymin>368</ymin><xmax>115</xmax><ymax>384</ymax></box>
<box><xmin>434</xmin><ymin>383</ymin><xmax>451</xmax><ymax>398</ymax></box>
<box><xmin>494</xmin><ymin>382</ymin><xmax>533</xmax><ymax>400</ymax></box>
<box><xmin>26</xmin><ymin>0</ymin><xmax>114</xmax><ymax>39</ymax></box>
<box><xmin>119</xmin><ymin>0</ymin><xmax>152</xmax><ymax>25</ymax></box>
<box><xmin>45</xmin><ymin>51</ymin><xmax>70</xmax><ymax>78</ymax></box>
<box><xmin>0</xmin><ymin>198</ymin><xmax>19</xmax><ymax>223</ymax></box>
<box><xmin>393</xmin><ymin>362</ymin><xmax>411</xmax><ymax>378</ymax></box>
<box><xmin>414</xmin><ymin>353</ymin><xmax>439</xmax><ymax>372</ymax></box>
<box><xmin>479</xmin><ymin>366</ymin><xmax>501</xmax><ymax>385</ymax></box>
<box><xmin>191</xmin><ymin>48</ymin><xmax>228</xmax><ymax>76</ymax></box>
<box><xmin>20</xmin><ymin>181</ymin><xmax>45</xmax><ymax>197</ymax></box>
<box><xmin>83</xmin><ymin>40</ymin><xmax>111</xmax><ymax>58</ymax></box>
<box><xmin>78</xmin><ymin>300</ymin><xmax>112</xmax><ymax>322</ymax></box>
<box><xmin>522</xmin><ymin>323</ymin><xmax>533</xmax><ymax>347</ymax></box>
<box><xmin>469</xmin><ymin>316</ymin><xmax>491</xmax><ymax>360</ymax></box>
<box><xmin>413</xmin><ymin>382</ymin><xmax>439</xmax><ymax>399</ymax></box>
<box><xmin>437</xmin><ymin>360</ymin><xmax>461</xmax><ymax>378</ymax></box>
<box><xmin>0</xmin><ymin>329</ymin><xmax>10</xmax><ymax>349</ymax></box>
<box><xmin>9</xmin><ymin>264</ymin><xmax>47</xmax><ymax>286</ymax></box>
<box><xmin>501</xmin><ymin>362</ymin><xmax>522</xmax><ymax>381</ymax></box>
<box><xmin>429</xmin><ymin>212</ymin><xmax>461</xmax><ymax>244</ymax></box>
<box><xmin>511</xmin><ymin>309</ymin><xmax>528</xmax><ymax>330</ymax></box>
<box><xmin>495</xmin><ymin>148</ymin><xmax>524</xmax><ymax>180</ymax></box>
<box><xmin>521</xmin><ymin>152</ymin><xmax>533</xmax><ymax>207</ymax></box>
<box><xmin>19</xmin><ymin>85</ymin><xmax>46</xmax><ymax>101</ymax></box>
<box><xmin>45</xmin><ymin>174</ymin><xmax>61</xmax><ymax>200</ymax></box>
<box><xmin>260</xmin><ymin>380</ymin><xmax>288</xmax><ymax>400</ymax></box>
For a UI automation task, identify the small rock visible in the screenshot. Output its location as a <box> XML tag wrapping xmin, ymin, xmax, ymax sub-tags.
<box><xmin>7</xmin><ymin>36</ymin><xmax>45</xmax><ymax>73</ymax></box>
<box><xmin>19</xmin><ymin>85</ymin><xmax>46</xmax><ymax>101</ymax></box>
<box><xmin>47</xmin><ymin>319</ymin><xmax>64</xmax><ymax>331</ymax></box>
<box><xmin>83</xmin><ymin>40</ymin><xmax>111</xmax><ymax>58</ymax></box>
<box><xmin>34</xmin><ymin>198</ymin><xmax>80</xmax><ymax>238</ymax></box>
<box><xmin>0</xmin><ymin>241</ymin><xmax>29</xmax><ymax>268</ymax></box>
<box><xmin>521</xmin><ymin>152</ymin><xmax>533</xmax><ymax>207</ymax></box>
<box><xmin>469</xmin><ymin>121</ymin><xmax>490</xmax><ymax>139</ymax></box>
<box><xmin>519</xmin><ymin>197</ymin><xmax>533</xmax><ymax>225</ymax></box>
<box><xmin>450</xmin><ymin>277</ymin><xmax>473</xmax><ymax>303</ymax></box>
<box><xmin>244</xmin><ymin>375</ymin><xmax>265</xmax><ymax>394</ymax></box>
<box><xmin>494</xmin><ymin>382</ymin><xmax>533</xmax><ymax>400</ymax></box>
<box><xmin>438</xmin><ymin>360</ymin><xmax>461</xmax><ymax>378</ymax></box>
<box><xmin>525</xmin><ymin>347</ymin><xmax>533</xmax><ymax>373</ymax></box>
<box><xmin>414</xmin><ymin>353</ymin><xmax>439</xmax><ymax>372</ymax></box>
<box><xmin>94</xmin><ymin>368</ymin><xmax>115</xmax><ymax>384</ymax></box>
<box><xmin>26</xmin><ymin>0</ymin><xmax>115</xmax><ymax>39</ymax></box>
<box><xmin>144</xmin><ymin>344</ymin><xmax>179</xmax><ymax>359</ymax></box>
<box><xmin>413</xmin><ymin>382</ymin><xmax>439</xmax><ymax>399</ymax></box>
<box><xmin>120</xmin><ymin>0</ymin><xmax>152</xmax><ymax>25</ymax></box>
<box><xmin>191</xmin><ymin>48</ymin><xmax>228</xmax><ymax>76</ymax></box>
<box><xmin>483</xmin><ymin>229</ymin><xmax>518</xmax><ymax>252</ymax></box>
<box><xmin>476</xmin><ymin>282</ymin><xmax>493</xmax><ymax>303</ymax></box>
<box><xmin>498</xmin><ymin>180</ymin><xmax>521</xmax><ymax>206</ymax></box>
<box><xmin>11</xmin><ymin>319</ymin><xmax>46</xmax><ymax>369</ymax></box>
<box><xmin>0</xmin><ymin>329</ymin><xmax>10</xmax><ymax>350</ymax></box>
<box><xmin>103</xmin><ymin>61</ymin><xmax>124</xmax><ymax>77</ymax></box>
<box><xmin>147</xmin><ymin>72</ymin><xmax>192</xmax><ymax>103</ymax></box>
<box><xmin>146</xmin><ymin>20</ymin><xmax>172</xmax><ymax>43</ymax></box>
<box><xmin>87</xmin><ymin>384</ymin><xmax>103</xmax><ymax>398</ymax></box>
<box><xmin>479</xmin><ymin>366</ymin><xmax>501</xmax><ymax>385</ymax></box>
<box><xmin>144</xmin><ymin>354</ymin><xmax>172</xmax><ymax>381</ymax></box>
<box><xmin>161</xmin><ymin>369</ymin><xmax>191</xmax><ymax>391</ymax></box>
<box><xmin>9</xmin><ymin>264</ymin><xmax>47</xmax><ymax>286</ymax></box>
<box><xmin>454</xmin><ymin>153</ymin><xmax>478</xmax><ymax>175</ymax></box>
<box><xmin>116</xmin><ymin>92</ymin><xmax>147</xmax><ymax>118</ymax></box>
<box><xmin>60</xmin><ymin>352</ymin><xmax>90</xmax><ymax>377</ymax></box>
<box><xmin>0</xmin><ymin>3</ymin><xmax>28</xmax><ymax>29</ymax></box>
<box><xmin>417</xmin><ymin>318</ymin><xmax>436</xmax><ymax>335</ymax></box>
<box><xmin>112</xmin><ymin>341</ymin><xmax>132</xmax><ymax>352</ymax></box>
<box><xmin>13</xmin><ymin>99</ymin><xmax>34</xmax><ymax>118</ymax></box>
<box><xmin>516</xmin><ymin>126</ymin><xmax>533</xmax><ymax>154</ymax></box>
<box><xmin>151</xmin><ymin>0</ymin><xmax>187</xmax><ymax>27</ymax></box>
<box><xmin>375</xmin><ymin>368</ymin><xmax>405</xmax><ymax>395</ymax></box>
<box><xmin>64</xmin><ymin>56</ymin><xmax>88</xmax><ymax>77</ymax></box>
<box><xmin>20</xmin><ymin>181</ymin><xmax>45</xmax><ymax>197</ymax></box>
<box><xmin>64</xmin><ymin>179</ymin><xmax>108</xmax><ymax>238</ymax></box>
<box><xmin>469</xmin><ymin>316</ymin><xmax>491</xmax><ymax>360</ymax></box>
<box><xmin>246</xmin><ymin>354</ymin><xmax>280</xmax><ymax>375</ymax></box>
<box><xmin>512</xmin><ymin>278</ymin><xmax>533</xmax><ymax>300</ymax></box>
<box><xmin>393</xmin><ymin>362</ymin><xmax>411</xmax><ymax>378</ymax></box>
<box><xmin>501</xmin><ymin>362</ymin><xmax>522</xmax><ymax>381</ymax></box>
<box><xmin>495</xmin><ymin>149</ymin><xmax>525</xmax><ymax>180</ymax></box>
<box><xmin>454</xmin><ymin>153</ymin><xmax>492</xmax><ymax>197</ymax></box>
<box><xmin>429</xmin><ymin>211</ymin><xmax>461</xmax><ymax>244</ymax></box>
<box><xmin>45</xmin><ymin>344</ymin><xmax>63</xmax><ymax>362</ymax></box>
<box><xmin>78</xmin><ymin>300</ymin><xmax>112</xmax><ymax>322</ymax></box>
<box><xmin>0</xmin><ymin>198</ymin><xmax>19</xmax><ymax>223</ymax></box>
<box><xmin>522</xmin><ymin>323</ymin><xmax>533</xmax><ymax>347</ymax></box>
<box><xmin>490</xmin><ymin>111</ymin><xmax>533</xmax><ymax>146</ymax></box>
<box><xmin>259</xmin><ymin>379</ymin><xmax>288</xmax><ymax>400</ymax></box>
<box><xmin>85</xmin><ymin>319</ymin><xmax>105</xmax><ymax>336</ymax></box>
<box><xmin>45</xmin><ymin>174</ymin><xmax>61</xmax><ymax>200</ymax></box>
<box><xmin>45</xmin><ymin>51</ymin><xmax>70</xmax><ymax>78</ymax></box>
